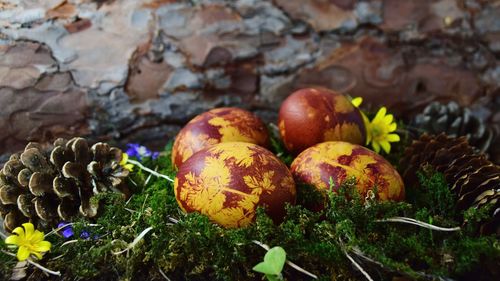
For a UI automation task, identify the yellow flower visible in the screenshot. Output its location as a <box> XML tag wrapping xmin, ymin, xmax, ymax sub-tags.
<box><xmin>120</xmin><ymin>153</ymin><xmax>134</xmax><ymax>171</ymax></box>
<box><xmin>351</xmin><ymin>97</ymin><xmax>400</xmax><ymax>153</ymax></box>
<box><xmin>5</xmin><ymin>223</ymin><xmax>51</xmax><ymax>261</ymax></box>
<box><xmin>368</xmin><ymin>107</ymin><xmax>400</xmax><ymax>154</ymax></box>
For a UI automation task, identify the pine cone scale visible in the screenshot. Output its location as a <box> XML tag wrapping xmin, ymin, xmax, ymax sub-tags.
<box><xmin>3</xmin><ymin>159</ymin><xmax>23</xmax><ymax>180</ymax></box>
<box><xmin>29</xmin><ymin>172</ymin><xmax>55</xmax><ymax>196</ymax></box>
<box><xmin>21</xmin><ymin>148</ymin><xmax>53</xmax><ymax>174</ymax></box>
<box><xmin>0</xmin><ymin>183</ymin><xmax>22</xmax><ymax>205</ymax></box>
<box><xmin>17</xmin><ymin>193</ymin><xmax>35</xmax><ymax>218</ymax></box>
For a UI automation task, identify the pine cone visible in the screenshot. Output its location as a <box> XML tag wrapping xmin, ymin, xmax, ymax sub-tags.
<box><xmin>0</xmin><ymin>138</ymin><xmax>130</xmax><ymax>232</ymax></box>
<box><xmin>401</xmin><ymin>134</ymin><xmax>499</xmax><ymax>235</ymax></box>
<box><xmin>412</xmin><ymin>101</ymin><xmax>496</xmax><ymax>154</ymax></box>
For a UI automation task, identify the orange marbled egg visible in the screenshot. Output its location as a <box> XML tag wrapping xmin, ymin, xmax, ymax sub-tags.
<box><xmin>174</xmin><ymin>142</ymin><xmax>296</xmax><ymax>228</ymax></box>
<box><xmin>291</xmin><ymin>141</ymin><xmax>404</xmax><ymax>210</ymax></box>
<box><xmin>172</xmin><ymin>107</ymin><xmax>270</xmax><ymax>169</ymax></box>
<box><xmin>278</xmin><ymin>88</ymin><xmax>366</xmax><ymax>154</ymax></box>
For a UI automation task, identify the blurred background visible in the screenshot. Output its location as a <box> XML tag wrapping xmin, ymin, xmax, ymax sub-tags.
<box><xmin>0</xmin><ymin>0</ymin><xmax>499</xmax><ymax>163</ymax></box>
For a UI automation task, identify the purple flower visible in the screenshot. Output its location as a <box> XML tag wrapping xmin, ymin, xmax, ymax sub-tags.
<box><xmin>126</xmin><ymin>143</ymin><xmax>159</xmax><ymax>161</ymax></box>
<box><xmin>58</xmin><ymin>222</ymin><xmax>74</xmax><ymax>238</ymax></box>
<box><xmin>80</xmin><ymin>231</ymin><xmax>90</xmax><ymax>239</ymax></box>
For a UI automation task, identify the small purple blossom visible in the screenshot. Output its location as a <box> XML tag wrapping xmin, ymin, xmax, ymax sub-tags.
<box><xmin>57</xmin><ymin>222</ymin><xmax>74</xmax><ymax>238</ymax></box>
<box><xmin>80</xmin><ymin>231</ymin><xmax>90</xmax><ymax>239</ymax></box>
<box><xmin>126</xmin><ymin>143</ymin><xmax>159</xmax><ymax>161</ymax></box>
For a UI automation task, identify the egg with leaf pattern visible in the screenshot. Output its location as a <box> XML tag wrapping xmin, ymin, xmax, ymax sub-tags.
<box><xmin>174</xmin><ymin>142</ymin><xmax>296</xmax><ymax>228</ymax></box>
<box><xmin>172</xmin><ymin>107</ymin><xmax>270</xmax><ymax>169</ymax></box>
<box><xmin>291</xmin><ymin>141</ymin><xmax>404</xmax><ymax>210</ymax></box>
<box><xmin>278</xmin><ymin>88</ymin><xmax>366</xmax><ymax>154</ymax></box>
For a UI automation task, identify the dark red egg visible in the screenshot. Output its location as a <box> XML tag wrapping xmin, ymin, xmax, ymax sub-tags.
<box><xmin>278</xmin><ymin>88</ymin><xmax>366</xmax><ymax>154</ymax></box>
<box><xmin>172</xmin><ymin>107</ymin><xmax>270</xmax><ymax>169</ymax></box>
<box><xmin>174</xmin><ymin>142</ymin><xmax>296</xmax><ymax>228</ymax></box>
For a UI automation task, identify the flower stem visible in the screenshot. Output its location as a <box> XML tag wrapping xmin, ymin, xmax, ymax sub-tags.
<box><xmin>126</xmin><ymin>159</ymin><xmax>174</xmax><ymax>183</ymax></box>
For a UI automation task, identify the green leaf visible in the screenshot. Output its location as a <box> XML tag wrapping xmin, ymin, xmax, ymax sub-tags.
<box><xmin>252</xmin><ymin>246</ymin><xmax>286</xmax><ymax>275</ymax></box>
<box><xmin>266</xmin><ymin>274</ymin><xmax>281</xmax><ymax>281</ymax></box>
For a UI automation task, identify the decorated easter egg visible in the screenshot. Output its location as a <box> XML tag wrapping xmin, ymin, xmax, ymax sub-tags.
<box><xmin>278</xmin><ymin>88</ymin><xmax>366</xmax><ymax>154</ymax></box>
<box><xmin>291</xmin><ymin>141</ymin><xmax>404</xmax><ymax>209</ymax></box>
<box><xmin>174</xmin><ymin>142</ymin><xmax>296</xmax><ymax>228</ymax></box>
<box><xmin>172</xmin><ymin>107</ymin><xmax>270</xmax><ymax>169</ymax></box>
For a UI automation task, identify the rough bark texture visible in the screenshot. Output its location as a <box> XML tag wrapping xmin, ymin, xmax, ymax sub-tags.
<box><xmin>0</xmin><ymin>0</ymin><xmax>499</xmax><ymax>162</ymax></box>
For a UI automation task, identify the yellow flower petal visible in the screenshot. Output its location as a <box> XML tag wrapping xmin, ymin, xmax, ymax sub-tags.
<box><xmin>373</xmin><ymin>107</ymin><xmax>387</xmax><ymax>123</ymax></box>
<box><xmin>5</xmin><ymin>234</ymin><xmax>19</xmax><ymax>245</ymax></box>
<box><xmin>360</xmin><ymin>112</ymin><xmax>370</xmax><ymax>127</ymax></box>
<box><xmin>22</xmin><ymin>223</ymin><xmax>35</xmax><ymax>238</ymax></box>
<box><xmin>383</xmin><ymin>114</ymin><xmax>394</xmax><ymax>124</ymax></box>
<box><xmin>119</xmin><ymin>153</ymin><xmax>134</xmax><ymax>171</ymax></box>
<box><xmin>372</xmin><ymin>141</ymin><xmax>381</xmax><ymax>153</ymax></box>
<box><xmin>379</xmin><ymin>140</ymin><xmax>391</xmax><ymax>154</ymax></box>
<box><xmin>120</xmin><ymin>153</ymin><xmax>129</xmax><ymax>166</ymax></box>
<box><xmin>387</xmin><ymin>134</ymin><xmax>400</xmax><ymax>142</ymax></box>
<box><xmin>31</xmin><ymin>251</ymin><xmax>43</xmax><ymax>260</ymax></box>
<box><xmin>351</xmin><ymin>97</ymin><xmax>363</xmax><ymax>107</ymax></box>
<box><xmin>32</xmin><ymin>241</ymin><xmax>51</xmax><ymax>252</ymax></box>
<box><xmin>30</xmin><ymin>230</ymin><xmax>45</xmax><ymax>244</ymax></box>
<box><xmin>17</xmin><ymin>246</ymin><xmax>30</xmax><ymax>261</ymax></box>
<box><xmin>388</xmin><ymin>122</ymin><xmax>397</xmax><ymax>132</ymax></box>
<box><xmin>124</xmin><ymin>163</ymin><xmax>134</xmax><ymax>171</ymax></box>
<box><xmin>12</xmin><ymin>226</ymin><xmax>25</xmax><ymax>237</ymax></box>
<box><xmin>366</xmin><ymin>124</ymin><xmax>372</xmax><ymax>144</ymax></box>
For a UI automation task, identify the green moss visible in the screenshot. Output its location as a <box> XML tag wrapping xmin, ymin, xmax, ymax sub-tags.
<box><xmin>1</xmin><ymin>142</ymin><xmax>498</xmax><ymax>281</ymax></box>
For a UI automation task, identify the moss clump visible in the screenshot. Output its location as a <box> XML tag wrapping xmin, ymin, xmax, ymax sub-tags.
<box><xmin>0</xmin><ymin>143</ymin><xmax>498</xmax><ymax>281</ymax></box>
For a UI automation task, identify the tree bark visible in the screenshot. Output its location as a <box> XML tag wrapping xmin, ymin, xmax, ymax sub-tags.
<box><xmin>0</xmin><ymin>0</ymin><xmax>499</xmax><ymax>162</ymax></box>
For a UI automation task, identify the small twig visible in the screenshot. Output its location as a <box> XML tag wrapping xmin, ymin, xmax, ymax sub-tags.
<box><xmin>145</xmin><ymin>166</ymin><xmax>157</xmax><ymax>185</ymax></box>
<box><xmin>60</xmin><ymin>240</ymin><xmax>79</xmax><ymax>247</ymax></box>
<box><xmin>129</xmin><ymin>178</ymin><xmax>138</xmax><ymax>187</ymax></box>
<box><xmin>168</xmin><ymin>217</ymin><xmax>179</xmax><ymax>224</ymax></box>
<box><xmin>50</xmin><ymin>254</ymin><xmax>66</xmax><ymax>261</ymax></box>
<box><xmin>113</xmin><ymin>227</ymin><xmax>153</xmax><ymax>255</ymax></box>
<box><xmin>376</xmin><ymin>217</ymin><xmax>460</xmax><ymax>232</ymax></box>
<box><xmin>158</xmin><ymin>267</ymin><xmax>172</xmax><ymax>281</ymax></box>
<box><xmin>125</xmin><ymin>194</ymin><xmax>135</xmax><ymax>206</ymax></box>
<box><xmin>1</xmin><ymin>250</ymin><xmax>61</xmax><ymax>276</ymax></box>
<box><xmin>124</xmin><ymin>207</ymin><xmax>138</xmax><ymax>214</ymax></box>
<box><xmin>343</xmin><ymin>249</ymin><xmax>374</xmax><ymax>281</ymax></box>
<box><xmin>350</xmin><ymin>247</ymin><xmax>456</xmax><ymax>281</ymax></box>
<box><xmin>251</xmin><ymin>240</ymin><xmax>318</xmax><ymax>279</ymax></box>
<box><xmin>127</xmin><ymin>159</ymin><xmax>174</xmax><ymax>182</ymax></box>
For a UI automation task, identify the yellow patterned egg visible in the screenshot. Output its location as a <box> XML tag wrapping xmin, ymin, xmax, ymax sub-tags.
<box><xmin>174</xmin><ymin>142</ymin><xmax>296</xmax><ymax>228</ymax></box>
<box><xmin>172</xmin><ymin>107</ymin><xmax>270</xmax><ymax>169</ymax></box>
<box><xmin>291</xmin><ymin>141</ymin><xmax>404</xmax><ymax>210</ymax></box>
